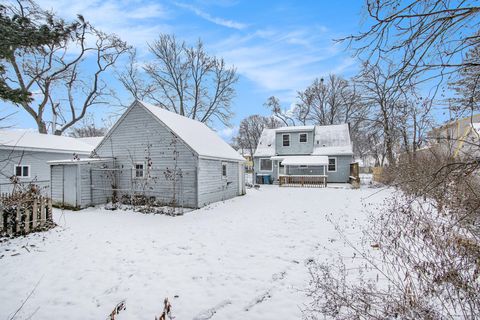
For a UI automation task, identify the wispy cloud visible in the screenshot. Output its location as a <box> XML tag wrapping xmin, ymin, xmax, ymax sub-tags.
<box><xmin>174</xmin><ymin>2</ymin><xmax>247</xmax><ymax>30</ymax></box>
<box><xmin>211</xmin><ymin>26</ymin><xmax>357</xmax><ymax>102</ymax></box>
<box><xmin>36</xmin><ymin>0</ymin><xmax>171</xmax><ymax>49</ymax></box>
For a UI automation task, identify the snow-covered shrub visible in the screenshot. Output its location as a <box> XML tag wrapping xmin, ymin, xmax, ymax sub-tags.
<box><xmin>304</xmin><ymin>151</ymin><xmax>480</xmax><ymax>319</ymax></box>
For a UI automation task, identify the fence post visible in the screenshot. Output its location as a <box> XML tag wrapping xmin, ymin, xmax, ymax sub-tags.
<box><xmin>32</xmin><ymin>199</ymin><xmax>38</xmax><ymax>230</ymax></box>
<box><xmin>15</xmin><ymin>206</ymin><xmax>21</xmax><ymax>233</ymax></box>
<box><xmin>40</xmin><ymin>197</ymin><xmax>46</xmax><ymax>226</ymax></box>
<box><xmin>24</xmin><ymin>207</ymin><xmax>30</xmax><ymax>233</ymax></box>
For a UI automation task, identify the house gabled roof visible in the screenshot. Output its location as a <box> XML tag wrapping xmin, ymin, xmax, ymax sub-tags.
<box><xmin>253</xmin><ymin>123</ymin><xmax>353</xmax><ymax>157</ymax></box>
<box><xmin>312</xmin><ymin>123</ymin><xmax>353</xmax><ymax>155</ymax></box>
<box><xmin>253</xmin><ymin>129</ymin><xmax>276</xmax><ymax>157</ymax></box>
<box><xmin>0</xmin><ymin>130</ymin><xmax>95</xmax><ymax>154</ymax></box>
<box><xmin>97</xmin><ymin>101</ymin><xmax>244</xmax><ymax>162</ymax></box>
<box><xmin>77</xmin><ymin>136</ymin><xmax>104</xmax><ymax>148</ymax></box>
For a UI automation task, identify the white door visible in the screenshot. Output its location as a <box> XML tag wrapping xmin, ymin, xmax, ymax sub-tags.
<box><xmin>63</xmin><ymin>165</ymin><xmax>77</xmax><ymax>207</ymax></box>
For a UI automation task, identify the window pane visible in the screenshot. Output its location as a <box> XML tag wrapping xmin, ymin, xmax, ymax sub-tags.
<box><xmin>135</xmin><ymin>164</ymin><xmax>144</xmax><ymax>177</ymax></box>
<box><xmin>15</xmin><ymin>166</ymin><xmax>22</xmax><ymax>176</ymax></box>
<box><xmin>282</xmin><ymin>134</ymin><xmax>289</xmax><ymax>146</ymax></box>
<box><xmin>22</xmin><ymin>166</ymin><xmax>29</xmax><ymax>177</ymax></box>
<box><xmin>300</xmin><ymin>133</ymin><xmax>307</xmax><ymax>142</ymax></box>
<box><xmin>260</xmin><ymin>159</ymin><xmax>272</xmax><ymax>171</ymax></box>
<box><xmin>328</xmin><ymin>158</ymin><xmax>336</xmax><ymax>171</ymax></box>
<box><xmin>222</xmin><ymin>164</ymin><xmax>227</xmax><ymax>176</ymax></box>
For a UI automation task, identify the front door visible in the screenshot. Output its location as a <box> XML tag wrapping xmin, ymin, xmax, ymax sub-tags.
<box><xmin>63</xmin><ymin>165</ymin><xmax>77</xmax><ymax>207</ymax></box>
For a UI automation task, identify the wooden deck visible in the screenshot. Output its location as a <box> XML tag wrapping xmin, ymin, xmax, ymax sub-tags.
<box><xmin>278</xmin><ymin>175</ymin><xmax>327</xmax><ymax>188</ymax></box>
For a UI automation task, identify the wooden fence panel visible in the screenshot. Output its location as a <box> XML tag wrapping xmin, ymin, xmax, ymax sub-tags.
<box><xmin>0</xmin><ymin>195</ymin><xmax>53</xmax><ymax>237</ymax></box>
<box><xmin>279</xmin><ymin>175</ymin><xmax>327</xmax><ymax>188</ymax></box>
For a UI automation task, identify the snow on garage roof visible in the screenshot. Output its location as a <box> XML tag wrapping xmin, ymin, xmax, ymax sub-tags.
<box><xmin>77</xmin><ymin>136</ymin><xmax>104</xmax><ymax>147</ymax></box>
<box><xmin>139</xmin><ymin>101</ymin><xmax>244</xmax><ymax>162</ymax></box>
<box><xmin>0</xmin><ymin>130</ymin><xmax>95</xmax><ymax>154</ymax></box>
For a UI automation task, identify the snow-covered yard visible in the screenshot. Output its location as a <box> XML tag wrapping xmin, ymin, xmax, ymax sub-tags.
<box><xmin>0</xmin><ymin>185</ymin><xmax>389</xmax><ymax>320</ymax></box>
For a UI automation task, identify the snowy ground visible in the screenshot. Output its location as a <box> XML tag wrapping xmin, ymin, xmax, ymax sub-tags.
<box><xmin>0</xmin><ymin>185</ymin><xmax>390</xmax><ymax>320</ymax></box>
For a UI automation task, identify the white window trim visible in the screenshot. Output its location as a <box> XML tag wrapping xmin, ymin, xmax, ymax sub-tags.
<box><xmin>299</xmin><ymin>133</ymin><xmax>308</xmax><ymax>143</ymax></box>
<box><xmin>327</xmin><ymin>157</ymin><xmax>337</xmax><ymax>172</ymax></box>
<box><xmin>222</xmin><ymin>162</ymin><xmax>227</xmax><ymax>178</ymax></box>
<box><xmin>259</xmin><ymin>158</ymin><xmax>273</xmax><ymax>172</ymax></box>
<box><xmin>282</xmin><ymin>133</ymin><xmax>290</xmax><ymax>147</ymax></box>
<box><xmin>13</xmin><ymin>164</ymin><xmax>30</xmax><ymax>178</ymax></box>
<box><xmin>133</xmin><ymin>162</ymin><xmax>146</xmax><ymax>179</ymax></box>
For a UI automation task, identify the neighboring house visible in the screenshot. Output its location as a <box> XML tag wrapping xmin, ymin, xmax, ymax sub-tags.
<box><xmin>0</xmin><ymin>130</ymin><xmax>95</xmax><ymax>193</ymax></box>
<box><xmin>428</xmin><ymin>114</ymin><xmax>480</xmax><ymax>159</ymax></box>
<box><xmin>237</xmin><ymin>148</ymin><xmax>253</xmax><ymax>172</ymax></box>
<box><xmin>253</xmin><ymin>124</ymin><xmax>354</xmax><ymax>184</ymax></box>
<box><xmin>49</xmin><ymin>100</ymin><xmax>246</xmax><ymax>209</ymax></box>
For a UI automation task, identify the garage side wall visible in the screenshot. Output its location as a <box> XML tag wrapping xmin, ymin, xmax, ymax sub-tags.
<box><xmin>94</xmin><ymin>103</ymin><xmax>198</xmax><ymax>208</ymax></box>
<box><xmin>197</xmin><ymin>158</ymin><xmax>240</xmax><ymax>207</ymax></box>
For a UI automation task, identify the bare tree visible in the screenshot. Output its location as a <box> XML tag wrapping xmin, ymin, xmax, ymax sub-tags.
<box><xmin>122</xmin><ymin>35</ymin><xmax>238</xmax><ymax>126</ymax></box>
<box><xmin>68</xmin><ymin>114</ymin><xmax>106</xmax><ymax>137</ymax></box>
<box><xmin>235</xmin><ymin>115</ymin><xmax>281</xmax><ymax>158</ymax></box>
<box><xmin>264</xmin><ymin>96</ymin><xmax>295</xmax><ymax>126</ymax></box>
<box><xmin>342</xmin><ymin>0</ymin><xmax>480</xmax><ymax>86</ymax></box>
<box><xmin>295</xmin><ymin>75</ymin><xmax>364</xmax><ymax>126</ymax></box>
<box><xmin>354</xmin><ymin>61</ymin><xmax>410</xmax><ymax>165</ymax></box>
<box><xmin>450</xmin><ymin>41</ymin><xmax>480</xmax><ymax>118</ymax></box>
<box><xmin>1</xmin><ymin>0</ymin><xmax>130</xmax><ymax>135</ymax></box>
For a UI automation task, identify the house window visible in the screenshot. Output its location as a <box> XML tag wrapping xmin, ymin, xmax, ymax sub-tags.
<box><xmin>260</xmin><ymin>158</ymin><xmax>272</xmax><ymax>171</ymax></box>
<box><xmin>328</xmin><ymin>158</ymin><xmax>337</xmax><ymax>172</ymax></box>
<box><xmin>134</xmin><ymin>163</ymin><xmax>145</xmax><ymax>178</ymax></box>
<box><xmin>222</xmin><ymin>163</ymin><xmax>227</xmax><ymax>177</ymax></box>
<box><xmin>299</xmin><ymin>133</ymin><xmax>307</xmax><ymax>143</ymax></box>
<box><xmin>282</xmin><ymin>134</ymin><xmax>290</xmax><ymax>146</ymax></box>
<box><xmin>14</xmin><ymin>165</ymin><xmax>30</xmax><ymax>177</ymax></box>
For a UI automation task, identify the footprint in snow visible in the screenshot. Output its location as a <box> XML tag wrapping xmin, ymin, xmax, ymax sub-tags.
<box><xmin>192</xmin><ymin>299</ymin><xmax>231</xmax><ymax>320</ymax></box>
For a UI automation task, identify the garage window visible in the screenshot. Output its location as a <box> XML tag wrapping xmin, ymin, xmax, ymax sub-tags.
<box><xmin>134</xmin><ymin>162</ymin><xmax>145</xmax><ymax>178</ymax></box>
<box><xmin>222</xmin><ymin>163</ymin><xmax>227</xmax><ymax>177</ymax></box>
<box><xmin>14</xmin><ymin>165</ymin><xmax>30</xmax><ymax>178</ymax></box>
<box><xmin>299</xmin><ymin>133</ymin><xmax>307</xmax><ymax>143</ymax></box>
<box><xmin>282</xmin><ymin>134</ymin><xmax>290</xmax><ymax>146</ymax></box>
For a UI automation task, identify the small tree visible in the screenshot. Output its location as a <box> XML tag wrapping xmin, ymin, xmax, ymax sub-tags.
<box><xmin>1</xmin><ymin>0</ymin><xmax>130</xmax><ymax>135</ymax></box>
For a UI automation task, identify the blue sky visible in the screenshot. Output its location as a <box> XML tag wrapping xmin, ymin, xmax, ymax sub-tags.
<box><xmin>3</xmin><ymin>0</ymin><xmax>366</xmax><ymax>140</ymax></box>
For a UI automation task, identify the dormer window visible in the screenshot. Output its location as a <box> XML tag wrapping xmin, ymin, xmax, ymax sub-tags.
<box><xmin>299</xmin><ymin>133</ymin><xmax>307</xmax><ymax>143</ymax></box>
<box><xmin>282</xmin><ymin>134</ymin><xmax>290</xmax><ymax>147</ymax></box>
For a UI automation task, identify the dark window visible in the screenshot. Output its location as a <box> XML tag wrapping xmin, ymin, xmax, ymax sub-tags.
<box><xmin>222</xmin><ymin>163</ymin><xmax>227</xmax><ymax>177</ymax></box>
<box><xmin>134</xmin><ymin>163</ymin><xmax>144</xmax><ymax>178</ymax></box>
<box><xmin>260</xmin><ymin>158</ymin><xmax>272</xmax><ymax>171</ymax></box>
<box><xmin>299</xmin><ymin>133</ymin><xmax>307</xmax><ymax>143</ymax></box>
<box><xmin>14</xmin><ymin>165</ymin><xmax>29</xmax><ymax>177</ymax></box>
<box><xmin>282</xmin><ymin>134</ymin><xmax>290</xmax><ymax>146</ymax></box>
<box><xmin>328</xmin><ymin>158</ymin><xmax>336</xmax><ymax>172</ymax></box>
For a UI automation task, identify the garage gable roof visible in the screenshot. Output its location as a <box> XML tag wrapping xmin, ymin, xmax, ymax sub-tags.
<box><xmin>139</xmin><ymin>101</ymin><xmax>244</xmax><ymax>161</ymax></box>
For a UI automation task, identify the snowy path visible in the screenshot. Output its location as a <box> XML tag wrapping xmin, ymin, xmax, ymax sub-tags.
<box><xmin>0</xmin><ymin>185</ymin><xmax>388</xmax><ymax>319</ymax></box>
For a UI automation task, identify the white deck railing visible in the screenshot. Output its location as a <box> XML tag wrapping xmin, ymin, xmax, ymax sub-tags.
<box><xmin>278</xmin><ymin>175</ymin><xmax>327</xmax><ymax>188</ymax></box>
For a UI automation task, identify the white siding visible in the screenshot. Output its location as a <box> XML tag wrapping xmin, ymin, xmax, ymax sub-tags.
<box><xmin>197</xmin><ymin>158</ymin><xmax>240</xmax><ymax>207</ymax></box>
<box><xmin>95</xmin><ymin>104</ymin><xmax>198</xmax><ymax>208</ymax></box>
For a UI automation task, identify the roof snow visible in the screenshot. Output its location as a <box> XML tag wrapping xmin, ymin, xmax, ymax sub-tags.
<box><xmin>139</xmin><ymin>101</ymin><xmax>244</xmax><ymax>161</ymax></box>
<box><xmin>77</xmin><ymin>136</ymin><xmax>104</xmax><ymax>147</ymax></box>
<box><xmin>313</xmin><ymin>124</ymin><xmax>353</xmax><ymax>155</ymax></box>
<box><xmin>275</xmin><ymin>125</ymin><xmax>315</xmax><ymax>132</ymax></box>
<box><xmin>0</xmin><ymin>130</ymin><xmax>95</xmax><ymax>154</ymax></box>
<box><xmin>253</xmin><ymin>129</ymin><xmax>276</xmax><ymax>157</ymax></box>
<box><xmin>281</xmin><ymin>155</ymin><xmax>329</xmax><ymax>166</ymax></box>
<box><xmin>253</xmin><ymin>123</ymin><xmax>353</xmax><ymax>157</ymax></box>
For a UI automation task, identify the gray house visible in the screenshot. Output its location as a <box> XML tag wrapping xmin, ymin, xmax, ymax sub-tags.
<box><xmin>253</xmin><ymin>124</ymin><xmax>354</xmax><ymax>184</ymax></box>
<box><xmin>0</xmin><ymin>130</ymin><xmax>94</xmax><ymax>193</ymax></box>
<box><xmin>49</xmin><ymin>100</ymin><xmax>246</xmax><ymax>209</ymax></box>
